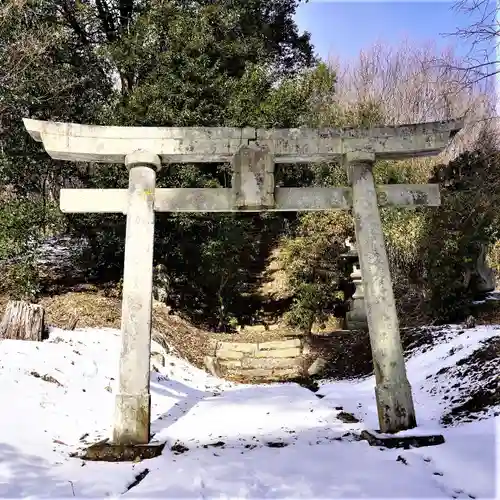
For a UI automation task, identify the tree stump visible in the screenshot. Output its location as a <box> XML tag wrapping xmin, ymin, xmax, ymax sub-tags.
<box><xmin>0</xmin><ymin>300</ymin><xmax>45</xmax><ymax>341</ymax></box>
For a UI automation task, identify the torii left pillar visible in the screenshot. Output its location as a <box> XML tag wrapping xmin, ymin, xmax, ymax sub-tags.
<box><xmin>113</xmin><ymin>150</ymin><xmax>160</xmax><ymax>445</ymax></box>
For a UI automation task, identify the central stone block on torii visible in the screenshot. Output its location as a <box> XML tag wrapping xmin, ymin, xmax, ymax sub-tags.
<box><xmin>23</xmin><ymin>117</ymin><xmax>462</xmax><ymax>451</ymax></box>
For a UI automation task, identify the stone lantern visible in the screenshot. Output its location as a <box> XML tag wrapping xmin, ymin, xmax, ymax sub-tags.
<box><xmin>341</xmin><ymin>236</ymin><xmax>368</xmax><ymax>331</ymax></box>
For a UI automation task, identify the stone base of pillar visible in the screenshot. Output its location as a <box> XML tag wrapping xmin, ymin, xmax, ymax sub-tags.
<box><xmin>74</xmin><ymin>440</ymin><xmax>166</xmax><ymax>462</ymax></box>
<box><xmin>113</xmin><ymin>393</ymin><xmax>151</xmax><ymax>445</ymax></box>
<box><xmin>359</xmin><ymin>429</ymin><xmax>445</xmax><ymax>449</ymax></box>
<box><xmin>375</xmin><ymin>381</ymin><xmax>417</xmax><ymax>433</ymax></box>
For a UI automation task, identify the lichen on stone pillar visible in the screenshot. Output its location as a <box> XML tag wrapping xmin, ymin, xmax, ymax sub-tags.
<box><xmin>113</xmin><ymin>150</ymin><xmax>160</xmax><ymax>446</ymax></box>
<box><xmin>346</xmin><ymin>150</ymin><xmax>417</xmax><ymax>433</ymax></box>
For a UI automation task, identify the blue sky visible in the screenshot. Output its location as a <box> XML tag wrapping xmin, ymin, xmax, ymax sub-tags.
<box><xmin>294</xmin><ymin>1</ymin><xmax>494</xmax><ymax>62</ymax></box>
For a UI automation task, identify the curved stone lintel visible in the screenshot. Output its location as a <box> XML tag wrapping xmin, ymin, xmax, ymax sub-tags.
<box><xmin>22</xmin><ymin>118</ymin><xmax>255</xmax><ymax>141</ymax></box>
<box><xmin>23</xmin><ymin>118</ymin><xmax>464</xmax><ymax>164</ymax></box>
<box><xmin>23</xmin><ymin>118</ymin><xmax>464</xmax><ymax>141</ymax></box>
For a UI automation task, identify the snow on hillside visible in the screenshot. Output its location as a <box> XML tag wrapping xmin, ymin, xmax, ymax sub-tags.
<box><xmin>0</xmin><ymin>325</ymin><xmax>498</xmax><ymax>498</ymax></box>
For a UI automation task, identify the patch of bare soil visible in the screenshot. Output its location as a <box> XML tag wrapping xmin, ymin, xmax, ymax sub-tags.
<box><xmin>307</xmin><ymin>330</ymin><xmax>373</xmax><ymax>380</ymax></box>
<box><xmin>474</xmin><ymin>297</ymin><xmax>500</xmax><ymax>325</ymax></box>
<box><xmin>312</xmin><ymin>326</ymin><xmax>444</xmax><ymax>380</ymax></box>
<box><xmin>401</xmin><ymin>326</ymin><xmax>446</xmax><ymax>357</ymax></box>
<box><xmin>437</xmin><ymin>336</ymin><xmax>500</xmax><ymax>425</ymax></box>
<box><xmin>151</xmin><ymin>301</ymin><xmax>209</xmax><ymax>368</ymax></box>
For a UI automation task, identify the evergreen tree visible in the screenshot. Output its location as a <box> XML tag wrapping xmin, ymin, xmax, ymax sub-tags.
<box><xmin>0</xmin><ymin>0</ymin><xmax>319</xmax><ymax>327</ymax></box>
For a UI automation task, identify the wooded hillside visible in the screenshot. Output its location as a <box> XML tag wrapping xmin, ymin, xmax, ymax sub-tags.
<box><xmin>0</xmin><ymin>0</ymin><xmax>498</xmax><ymax>332</ymax></box>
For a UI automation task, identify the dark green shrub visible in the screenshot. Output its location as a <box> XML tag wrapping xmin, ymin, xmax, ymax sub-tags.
<box><xmin>0</xmin><ymin>197</ymin><xmax>62</xmax><ymax>300</ymax></box>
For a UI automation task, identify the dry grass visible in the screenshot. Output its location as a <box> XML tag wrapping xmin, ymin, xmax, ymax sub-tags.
<box><xmin>0</xmin><ymin>286</ymin><xmax>337</xmax><ymax>365</ymax></box>
<box><xmin>0</xmin><ymin>291</ymin><xmax>211</xmax><ymax>369</ymax></box>
<box><xmin>151</xmin><ymin>300</ymin><xmax>209</xmax><ymax>368</ymax></box>
<box><xmin>39</xmin><ymin>292</ymin><xmax>122</xmax><ymax>329</ymax></box>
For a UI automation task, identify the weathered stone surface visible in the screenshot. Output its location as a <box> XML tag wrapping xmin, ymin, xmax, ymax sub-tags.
<box><xmin>113</xmin><ymin>393</ymin><xmax>151</xmax><ymax>445</ymax></box>
<box><xmin>206</xmin><ymin>338</ymin><xmax>219</xmax><ymax>355</ymax></box>
<box><xmin>155</xmin><ymin>188</ymin><xmax>233</xmax><ymax>213</ymax></box>
<box><xmin>75</xmin><ymin>440</ymin><xmax>165</xmax><ymax>462</ymax></box>
<box><xmin>254</xmin><ymin>347</ymin><xmax>302</xmax><ymax>358</ymax></box>
<box><xmin>275</xmin><ymin>187</ymin><xmax>351</xmax><ymax>210</ymax></box>
<box><xmin>307</xmin><ymin>357</ymin><xmax>328</xmax><ymax>376</ymax></box>
<box><xmin>35</xmin><ymin>128</ymin><xmax>250</xmax><ymax>163</ymax></box>
<box><xmin>345</xmin><ymin>254</ymin><xmax>368</xmax><ymax>332</ymax></box>
<box><xmin>348</xmin><ymin>155</ymin><xmax>416</xmax><ymax>433</ymax></box>
<box><xmin>24</xmin><ymin>118</ymin><xmax>462</xmax><ymax>164</ymax></box>
<box><xmin>217</xmin><ymin>341</ymin><xmax>257</xmax><ymax>354</ymax></box>
<box><xmin>204</xmin><ymin>356</ymin><xmax>222</xmax><ymax>377</ymax></box>
<box><xmin>215</xmin><ymin>349</ymin><xmax>244</xmax><ymax>360</ymax></box>
<box><xmin>258</xmin><ymin>339</ymin><xmax>301</xmax><ymax>350</ymax></box>
<box><xmin>24</xmin><ymin>119</ymin><xmax>255</xmax><ymax>141</ymax></box>
<box><xmin>113</xmin><ymin>159</ymin><xmax>158</xmax><ymax>446</ymax></box>
<box><xmin>227</xmin><ymin>367</ymin><xmax>300</xmax><ymax>379</ymax></box>
<box><xmin>359</xmin><ymin>430</ymin><xmax>445</xmax><ymax>449</ymax></box>
<box><xmin>311</xmin><ymin>316</ymin><xmax>344</xmax><ymax>334</ymax></box>
<box><xmin>241</xmin><ymin>324</ymin><xmax>268</xmax><ymax>333</ymax></box>
<box><xmin>470</xmin><ymin>243</ymin><xmax>496</xmax><ymax>294</ymax></box>
<box><xmin>337</xmin><ymin>411</ymin><xmax>360</xmax><ymax>423</ymax></box>
<box><xmin>61</xmin><ymin>185</ymin><xmax>445</xmax><ymax>215</ymax></box>
<box><xmin>302</xmin><ymin>342</ymin><xmax>312</xmax><ymax>356</ymax></box>
<box><xmin>211</xmin><ymin>336</ymin><xmax>304</xmax><ymax>380</ymax></box>
<box><xmin>376</xmin><ymin>184</ymin><xmax>440</xmax><ymax>207</ymax></box>
<box><xmin>267</xmin><ymin>323</ymin><xmax>281</xmax><ymax>331</ymax></box>
<box><xmin>242</xmin><ymin>357</ymin><xmax>301</xmax><ymax>370</ymax></box>
<box><xmin>23</xmin><ymin>116</ymin><xmax>464</xmax><ymax>440</ymax></box>
<box><xmin>232</xmin><ymin>145</ymin><xmax>274</xmax><ymax>209</ymax></box>
<box><xmin>254</xmin><ymin>121</ymin><xmax>461</xmax><ymax>140</ymax></box>
<box><xmin>60</xmin><ymin>188</ymin><xmax>127</xmax><ymax>213</ymax></box>
<box><xmin>150</xmin><ymin>352</ymin><xmax>165</xmax><ymax>367</ymax></box>
<box><xmin>217</xmin><ymin>359</ymin><xmax>242</xmax><ymax>369</ymax></box>
<box><xmin>254</xmin><ymin>123</ymin><xmax>461</xmax><ymax>162</ymax></box>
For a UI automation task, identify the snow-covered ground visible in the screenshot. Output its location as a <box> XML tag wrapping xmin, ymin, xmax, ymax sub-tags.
<box><xmin>0</xmin><ymin>325</ymin><xmax>498</xmax><ymax>498</ymax></box>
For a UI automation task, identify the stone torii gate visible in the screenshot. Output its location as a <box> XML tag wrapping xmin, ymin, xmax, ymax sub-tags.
<box><xmin>24</xmin><ymin>118</ymin><xmax>462</xmax><ymax>450</ymax></box>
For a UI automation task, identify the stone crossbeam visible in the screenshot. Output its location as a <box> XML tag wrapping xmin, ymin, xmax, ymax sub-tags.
<box><xmin>60</xmin><ymin>184</ymin><xmax>440</xmax><ymax>213</ymax></box>
<box><xmin>23</xmin><ymin>118</ymin><xmax>462</xmax><ymax>164</ymax></box>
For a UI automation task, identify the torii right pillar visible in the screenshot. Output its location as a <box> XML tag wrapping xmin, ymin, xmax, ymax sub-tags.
<box><xmin>347</xmin><ymin>151</ymin><xmax>416</xmax><ymax>434</ymax></box>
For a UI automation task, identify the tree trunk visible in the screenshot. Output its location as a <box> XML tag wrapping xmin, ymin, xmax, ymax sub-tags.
<box><xmin>0</xmin><ymin>301</ymin><xmax>45</xmax><ymax>341</ymax></box>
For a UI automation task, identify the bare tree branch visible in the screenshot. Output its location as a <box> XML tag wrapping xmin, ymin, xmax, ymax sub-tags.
<box><xmin>437</xmin><ymin>0</ymin><xmax>499</xmax><ymax>88</ymax></box>
<box><xmin>328</xmin><ymin>40</ymin><xmax>496</xmax><ymax>161</ymax></box>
